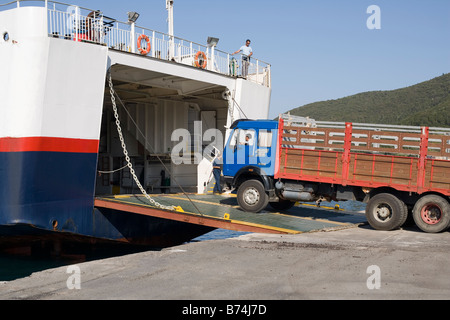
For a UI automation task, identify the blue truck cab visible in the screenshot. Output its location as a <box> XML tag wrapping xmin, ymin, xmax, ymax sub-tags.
<box><xmin>223</xmin><ymin>119</ymin><xmax>283</xmax><ymax>212</ymax></box>
<box><xmin>223</xmin><ymin>119</ymin><xmax>278</xmax><ymax>177</ymax></box>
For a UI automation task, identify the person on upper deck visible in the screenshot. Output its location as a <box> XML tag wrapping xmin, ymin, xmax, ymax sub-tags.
<box><xmin>233</xmin><ymin>39</ymin><xmax>253</xmax><ymax>79</ymax></box>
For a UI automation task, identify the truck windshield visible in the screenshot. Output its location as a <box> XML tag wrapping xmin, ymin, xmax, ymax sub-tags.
<box><xmin>229</xmin><ymin>129</ymin><xmax>256</xmax><ymax>147</ymax></box>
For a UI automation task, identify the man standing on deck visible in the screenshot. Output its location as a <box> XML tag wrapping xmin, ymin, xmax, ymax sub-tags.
<box><xmin>212</xmin><ymin>154</ymin><xmax>223</xmax><ymax>194</ymax></box>
<box><xmin>233</xmin><ymin>39</ymin><xmax>253</xmax><ymax>79</ymax></box>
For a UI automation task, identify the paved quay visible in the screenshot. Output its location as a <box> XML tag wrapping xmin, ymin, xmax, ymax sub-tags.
<box><xmin>1</xmin><ymin>225</ymin><xmax>449</xmax><ymax>300</ymax></box>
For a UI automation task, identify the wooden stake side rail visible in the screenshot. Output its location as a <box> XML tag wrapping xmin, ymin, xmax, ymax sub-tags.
<box><xmin>276</xmin><ymin>120</ymin><xmax>450</xmax><ymax>196</ymax></box>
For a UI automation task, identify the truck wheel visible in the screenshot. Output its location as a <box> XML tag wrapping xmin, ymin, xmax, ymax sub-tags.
<box><xmin>366</xmin><ymin>193</ymin><xmax>408</xmax><ymax>231</ymax></box>
<box><xmin>413</xmin><ymin>195</ymin><xmax>450</xmax><ymax>233</ymax></box>
<box><xmin>269</xmin><ymin>200</ymin><xmax>296</xmax><ymax>211</ymax></box>
<box><xmin>237</xmin><ymin>180</ymin><xmax>269</xmax><ymax>213</ymax></box>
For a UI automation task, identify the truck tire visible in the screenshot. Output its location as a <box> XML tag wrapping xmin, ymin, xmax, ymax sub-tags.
<box><xmin>412</xmin><ymin>195</ymin><xmax>450</xmax><ymax>233</ymax></box>
<box><xmin>269</xmin><ymin>199</ymin><xmax>296</xmax><ymax>211</ymax></box>
<box><xmin>366</xmin><ymin>193</ymin><xmax>408</xmax><ymax>231</ymax></box>
<box><xmin>237</xmin><ymin>180</ymin><xmax>269</xmax><ymax>213</ymax></box>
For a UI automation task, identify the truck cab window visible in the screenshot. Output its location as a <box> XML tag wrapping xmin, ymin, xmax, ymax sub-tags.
<box><xmin>229</xmin><ymin>129</ymin><xmax>240</xmax><ymax>148</ymax></box>
<box><xmin>258</xmin><ymin>130</ymin><xmax>273</xmax><ymax>148</ymax></box>
<box><xmin>239</xmin><ymin>130</ymin><xmax>255</xmax><ymax>146</ymax></box>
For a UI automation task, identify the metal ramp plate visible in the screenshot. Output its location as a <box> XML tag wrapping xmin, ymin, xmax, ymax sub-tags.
<box><xmin>94</xmin><ymin>194</ymin><xmax>367</xmax><ymax>235</ymax></box>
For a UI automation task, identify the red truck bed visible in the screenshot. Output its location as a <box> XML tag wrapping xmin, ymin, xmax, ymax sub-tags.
<box><xmin>275</xmin><ymin>118</ymin><xmax>450</xmax><ymax>196</ymax></box>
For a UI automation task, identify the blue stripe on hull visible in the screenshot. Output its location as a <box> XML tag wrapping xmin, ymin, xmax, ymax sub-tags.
<box><xmin>0</xmin><ymin>152</ymin><xmax>213</xmax><ymax>247</ymax></box>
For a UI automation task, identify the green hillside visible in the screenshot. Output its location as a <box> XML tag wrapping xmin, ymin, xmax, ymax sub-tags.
<box><xmin>288</xmin><ymin>73</ymin><xmax>450</xmax><ymax>128</ymax></box>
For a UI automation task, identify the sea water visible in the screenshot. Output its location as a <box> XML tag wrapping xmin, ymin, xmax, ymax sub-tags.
<box><xmin>0</xmin><ymin>254</ymin><xmax>69</xmax><ymax>282</ymax></box>
<box><xmin>192</xmin><ymin>229</ymin><xmax>250</xmax><ymax>242</ymax></box>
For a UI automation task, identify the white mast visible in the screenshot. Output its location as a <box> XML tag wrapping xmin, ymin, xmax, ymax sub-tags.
<box><xmin>166</xmin><ymin>0</ymin><xmax>174</xmax><ymax>60</ymax></box>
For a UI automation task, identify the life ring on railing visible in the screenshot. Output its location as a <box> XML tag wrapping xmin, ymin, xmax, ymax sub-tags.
<box><xmin>137</xmin><ymin>34</ymin><xmax>151</xmax><ymax>55</ymax></box>
<box><xmin>194</xmin><ymin>51</ymin><xmax>207</xmax><ymax>69</ymax></box>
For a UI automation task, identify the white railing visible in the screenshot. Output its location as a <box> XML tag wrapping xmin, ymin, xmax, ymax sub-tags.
<box><xmin>1</xmin><ymin>1</ymin><xmax>271</xmax><ymax>87</ymax></box>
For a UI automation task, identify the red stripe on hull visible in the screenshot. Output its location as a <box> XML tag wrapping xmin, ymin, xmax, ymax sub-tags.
<box><xmin>0</xmin><ymin>137</ymin><xmax>99</xmax><ymax>153</ymax></box>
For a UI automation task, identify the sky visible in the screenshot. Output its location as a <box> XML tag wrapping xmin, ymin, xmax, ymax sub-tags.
<box><xmin>68</xmin><ymin>0</ymin><xmax>450</xmax><ymax>119</ymax></box>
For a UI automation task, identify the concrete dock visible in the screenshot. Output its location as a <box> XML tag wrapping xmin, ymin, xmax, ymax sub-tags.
<box><xmin>1</xmin><ymin>225</ymin><xmax>449</xmax><ymax>301</ymax></box>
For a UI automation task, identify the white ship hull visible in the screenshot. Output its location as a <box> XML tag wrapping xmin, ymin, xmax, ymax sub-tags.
<box><xmin>0</xmin><ymin>2</ymin><xmax>271</xmax><ymax>247</ymax></box>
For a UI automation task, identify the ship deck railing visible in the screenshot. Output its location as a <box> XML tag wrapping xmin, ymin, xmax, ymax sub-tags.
<box><xmin>1</xmin><ymin>0</ymin><xmax>272</xmax><ymax>88</ymax></box>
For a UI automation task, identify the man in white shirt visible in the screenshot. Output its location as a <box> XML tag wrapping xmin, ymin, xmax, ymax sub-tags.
<box><xmin>233</xmin><ymin>39</ymin><xmax>253</xmax><ymax>79</ymax></box>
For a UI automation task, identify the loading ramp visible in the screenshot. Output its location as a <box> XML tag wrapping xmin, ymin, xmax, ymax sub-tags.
<box><xmin>94</xmin><ymin>194</ymin><xmax>367</xmax><ymax>235</ymax></box>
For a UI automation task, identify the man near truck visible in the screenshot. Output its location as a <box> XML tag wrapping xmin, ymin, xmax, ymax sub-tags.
<box><xmin>212</xmin><ymin>154</ymin><xmax>223</xmax><ymax>194</ymax></box>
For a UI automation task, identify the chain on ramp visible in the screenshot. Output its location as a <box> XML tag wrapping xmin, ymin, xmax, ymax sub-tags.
<box><xmin>107</xmin><ymin>72</ymin><xmax>183</xmax><ymax>213</ymax></box>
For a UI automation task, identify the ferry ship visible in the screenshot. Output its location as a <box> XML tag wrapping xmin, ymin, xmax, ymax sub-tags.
<box><xmin>0</xmin><ymin>1</ymin><xmax>271</xmax><ymax>249</ymax></box>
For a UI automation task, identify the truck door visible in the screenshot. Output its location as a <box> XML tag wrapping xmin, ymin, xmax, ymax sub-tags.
<box><xmin>224</xmin><ymin>128</ymin><xmax>278</xmax><ymax>177</ymax></box>
<box><xmin>223</xmin><ymin>129</ymin><xmax>256</xmax><ymax>177</ymax></box>
<box><xmin>255</xmin><ymin>129</ymin><xmax>276</xmax><ymax>176</ymax></box>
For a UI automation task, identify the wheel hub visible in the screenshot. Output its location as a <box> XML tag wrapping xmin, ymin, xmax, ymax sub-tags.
<box><xmin>421</xmin><ymin>204</ymin><xmax>442</xmax><ymax>225</ymax></box>
<box><xmin>244</xmin><ymin>188</ymin><xmax>260</xmax><ymax>206</ymax></box>
<box><xmin>375</xmin><ymin>205</ymin><xmax>392</xmax><ymax>222</ymax></box>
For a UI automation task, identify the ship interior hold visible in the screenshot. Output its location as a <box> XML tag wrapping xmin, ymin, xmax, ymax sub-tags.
<box><xmin>95</xmin><ymin>64</ymin><xmax>230</xmax><ymax>197</ymax></box>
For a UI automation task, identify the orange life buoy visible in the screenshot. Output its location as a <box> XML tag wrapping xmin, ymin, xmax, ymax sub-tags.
<box><xmin>137</xmin><ymin>34</ymin><xmax>151</xmax><ymax>55</ymax></box>
<box><xmin>194</xmin><ymin>51</ymin><xmax>207</xmax><ymax>69</ymax></box>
